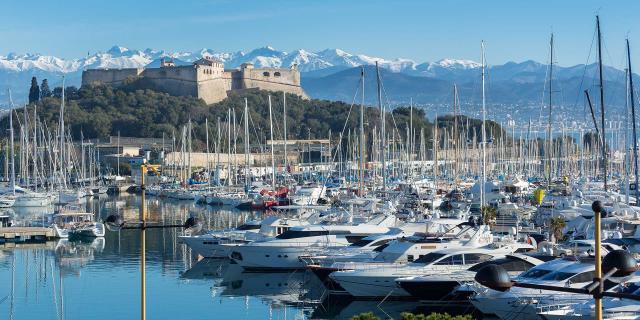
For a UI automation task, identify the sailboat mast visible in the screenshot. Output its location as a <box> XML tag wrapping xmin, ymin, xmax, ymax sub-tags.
<box><xmin>627</xmin><ymin>39</ymin><xmax>639</xmax><ymax>204</ymax></box>
<box><xmin>360</xmin><ymin>67</ymin><xmax>365</xmax><ymax>195</ymax></box>
<box><xmin>59</xmin><ymin>78</ymin><xmax>66</xmax><ymax>189</ymax></box>
<box><xmin>283</xmin><ymin>92</ymin><xmax>288</xmax><ymax>183</ymax></box>
<box><xmin>8</xmin><ymin>90</ymin><xmax>15</xmax><ymax>194</ymax></box>
<box><xmin>227</xmin><ymin>108</ymin><xmax>232</xmax><ymax>186</ymax></box>
<box><xmin>206</xmin><ymin>118</ymin><xmax>211</xmax><ymax>187</ymax></box>
<box><xmin>375</xmin><ymin>62</ymin><xmax>386</xmax><ymax>192</ymax></box>
<box><xmin>409</xmin><ymin>98</ymin><xmax>413</xmax><ymax>181</ymax></box>
<box><xmin>547</xmin><ymin>33</ymin><xmax>554</xmax><ymax>186</ymax></box>
<box><xmin>480</xmin><ymin>41</ymin><xmax>487</xmax><ymax>207</ymax></box>
<box><xmin>244</xmin><ymin>98</ymin><xmax>250</xmax><ymax>190</ymax></box>
<box><xmin>597</xmin><ymin>16</ymin><xmax>607</xmax><ymax>191</ymax></box>
<box><xmin>268</xmin><ymin>95</ymin><xmax>276</xmax><ymax>186</ymax></box>
<box><xmin>453</xmin><ymin>85</ymin><xmax>459</xmax><ymax>180</ymax></box>
<box><xmin>117</xmin><ymin>131</ymin><xmax>120</xmax><ymax>177</ymax></box>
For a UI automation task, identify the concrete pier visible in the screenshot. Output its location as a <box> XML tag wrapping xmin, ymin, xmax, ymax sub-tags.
<box><xmin>0</xmin><ymin>227</ymin><xmax>56</xmax><ymax>243</ymax></box>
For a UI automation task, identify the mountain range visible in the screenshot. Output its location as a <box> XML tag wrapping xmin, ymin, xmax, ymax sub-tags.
<box><xmin>0</xmin><ymin>45</ymin><xmax>634</xmax><ymax>112</ymax></box>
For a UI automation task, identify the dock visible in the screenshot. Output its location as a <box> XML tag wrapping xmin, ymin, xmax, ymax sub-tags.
<box><xmin>0</xmin><ymin>227</ymin><xmax>57</xmax><ymax>243</ymax></box>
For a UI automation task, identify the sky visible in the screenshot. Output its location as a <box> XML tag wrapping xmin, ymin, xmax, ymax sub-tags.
<box><xmin>1</xmin><ymin>0</ymin><xmax>640</xmax><ymax>68</ymax></box>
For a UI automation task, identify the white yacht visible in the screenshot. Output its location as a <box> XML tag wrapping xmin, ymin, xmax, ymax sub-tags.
<box><xmin>329</xmin><ymin>244</ymin><xmax>527</xmax><ymax>299</ymax></box>
<box><xmin>537</xmin><ymin>279</ymin><xmax>640</xmax><ymax>319</ymax></box>
<box><xmin>10</xmin><ymin>186</ymin><xmax>50</xmax><ymax>207</ymax></box>
<box><xmin>470</xmin><ymin>255</ymin><xmax>618</xmax><ymax>319</ymax></box>
<box><xmin>289</xmin><ymin>185</ymin><xmax>325</xmax><ymax>205</ymax></box>
<box><xmin>304</xmin><ymin>223</ymin><xmax>495</xmax><ymax>290</ymax></box>
<box><xmin>395</xmin><ymin>253</ymin><xmax>547</xmax><ymax>301</ymax></box>
<box><xmin>51</xmin><ymin>212</ymin><xmax>105</xmax><ymax>238</ymax></box>
<box><xmin>0</xmin><ymin>194</ymin><xmax>16</xmax><ymax>208</ymax></box>
<box><xmin>229</xmin><ymin>222</ymin><xmax>392</xmax><ymax>271</ymax></box>
<box><xmin>180</xmin><ymin>216</ymin><xmax>308</xmax><ymax>258</ymax></box>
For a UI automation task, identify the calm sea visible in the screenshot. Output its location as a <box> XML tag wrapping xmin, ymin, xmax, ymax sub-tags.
<box><xmin>0</xmin><ymin>194</ymin><xmax>477</xmax><ymax>319</ymax></box>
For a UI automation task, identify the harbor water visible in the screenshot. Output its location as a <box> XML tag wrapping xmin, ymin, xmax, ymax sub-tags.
<box><xmin>0</xmin><ymin>195</ymin><xmax>478</xmax><ymax>320</ymax></box>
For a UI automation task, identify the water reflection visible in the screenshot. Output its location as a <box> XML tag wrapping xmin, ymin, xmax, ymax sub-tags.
<box><xmin>2</xmin><ymin>195</ymin><xmax>464</xmax><ymax>319</ymax></box>
<box><xmin>55</xmin><ymin>238</ymin><xmax>105</xmax><ymax>276</ymax></box>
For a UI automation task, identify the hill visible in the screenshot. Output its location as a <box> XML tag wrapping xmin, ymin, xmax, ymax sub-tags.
<box><xmin>4</xmin><ymin>85</ymin><xmax>504</xmax><ymax>153</ymax></box>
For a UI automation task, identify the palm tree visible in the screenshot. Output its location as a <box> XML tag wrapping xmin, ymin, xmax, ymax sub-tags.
<box><xmin>549</xmin><ymin>216</ymin><xmax>566</xmax><ymax>243</ymax></box>
<box><xmin>481</xmin><ymin>206</ymin><xmax>497</xmax><ymax>226</ymax></box>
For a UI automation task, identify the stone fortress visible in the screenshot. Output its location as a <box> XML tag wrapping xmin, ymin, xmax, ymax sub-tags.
<box><xmin>81</xmin><ymin>57</ymin><xmax>308</xmax><ymax>104</ymax></box>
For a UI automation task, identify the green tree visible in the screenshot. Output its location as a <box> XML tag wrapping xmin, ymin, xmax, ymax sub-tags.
<box><xmin>549</xmin><ymin>216</ymin><xmax>566</xmax><ymax>243</ymax></box>
<box><xmin>40</xmin><ymin>79</ymin><xmax>52</xmax><ymax>98</ymax></box>
<box><xmin>401</xmin><ymin>312</ymin><xmax>472</xmax><ymax>320</ymax></box>
<box><xmin>482</xmin><ymin>205</ymin><xmax>497</xmax><ymax>226</ymax></box>
<box><xmin>28</xmin><ymin>76</ymin><xmax>40</xmax><ymax>104</ymax></box>
<box><xmin>351</xmin><ymin>312</ymin><xmax>379</xmax><ymax>320</ymax></box>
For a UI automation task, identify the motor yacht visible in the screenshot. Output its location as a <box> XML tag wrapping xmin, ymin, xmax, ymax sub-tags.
<box><xmin>229</xmin><ymin>222</ymin><xmax>393</xmax><ymax>271</ymax></box>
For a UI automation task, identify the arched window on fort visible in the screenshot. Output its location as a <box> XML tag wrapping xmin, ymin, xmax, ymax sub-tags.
<box><xmin>263</xmin><ymin>71</ymin><xmax>270</xmax><ymax>77</ymax></box>
<box><xmin>274</xmin><ymin>72</ymin><xmax>281</xmax><ymax>77</ymax></box>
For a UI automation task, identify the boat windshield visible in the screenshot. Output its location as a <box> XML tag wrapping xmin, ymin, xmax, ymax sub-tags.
<box><xmin>237</xmin><ymin>224</ymin><xmax>261</xmax><ymax>231</ymax></box>
<box><xmin>616</xmin><ymin>282</ymin><xmax>640</xmax><ymax>294</ymax></box>
<box><xmin>413</xmin><ymin>252</ymin><xmax>447</xmax><ymax>264</ymax></box>
<box><xmin>518</xmin><ymin>268</ymin><xmax>552</xmax><ymax>279</ymax></box>
<box><xmin>276</xmin><ymin>230</ymin><xmax>329</xmax><ymax>239</ymax></box>
<box><xmin>349</xmin><ymin>239</ymin><xmax>373</xmax><ymax>247</ymax></box>
<box><xmin>541</xmin><ymin>271</ymin><xmax>576</xmax><ymax>281</ymax></box>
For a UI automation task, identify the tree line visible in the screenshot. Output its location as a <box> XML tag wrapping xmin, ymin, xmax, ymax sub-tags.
<box><xmin>7</xmin><ymin>81</ymin><xmax>504</xmax><ymax>154</ymax></box>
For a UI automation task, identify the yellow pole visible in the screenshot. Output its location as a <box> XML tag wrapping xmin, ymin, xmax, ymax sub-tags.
<box><xmin>594</xmin><ymin>203</ymin><xmax>602</xmax><ymax>320</ymax></box>
<box><xmin>140</xmin><ymin>164</ymin><xmax>146</xmax><ymax>320</ymax></box>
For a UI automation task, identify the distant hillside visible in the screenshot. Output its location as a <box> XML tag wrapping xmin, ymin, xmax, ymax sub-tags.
<box><xmin>303</xmin><ymin>64</ymin><xmax>631</xmax><ymax>109</ymax></box>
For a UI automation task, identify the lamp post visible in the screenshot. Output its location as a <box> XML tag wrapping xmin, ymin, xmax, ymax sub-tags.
<box><xmin>104</xmin><ymin>164</ymin><xmax>201</xmax><ymax>320</ymax></box>
<box><xmin>474</xmin><ymin>201</ymin><xmax>638</xmax><ymax>320</ymax></box>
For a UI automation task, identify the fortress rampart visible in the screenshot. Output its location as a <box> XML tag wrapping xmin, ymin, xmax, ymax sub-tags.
<box><xmin>81</xmin><ymin>58</ymin><xmax>308</xmax><ymax>104</ymax></box>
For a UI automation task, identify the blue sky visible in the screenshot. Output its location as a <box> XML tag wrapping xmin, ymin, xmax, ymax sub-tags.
<box><xmin>2</xmin><ymin>0</ymin><xmax>639</xmax><ymax>68</ymax></box>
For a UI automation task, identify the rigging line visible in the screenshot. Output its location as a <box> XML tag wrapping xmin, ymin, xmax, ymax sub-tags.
<box><xmin>328</xmin><ymin>72</ymin><xmax>363</xmax><ymax>164</ymax></box>
<box><xmin>247</xmin><ymin>109</ymin><xmax>266</xmax><ymax>155</ymax></box>
<box><xmin>377</xmin><ymin>74</ymin><xmax>415</xmax><ymax>148</ymax></box>
<box><xmin>576</xmin><ymin>23</ymin><xmax>598</xmax><ymax>120</ymax></box>
<box><xmin>538</xmin><ymin>44</ymin><xmax>551</xmax><ymax>128</ymax></box>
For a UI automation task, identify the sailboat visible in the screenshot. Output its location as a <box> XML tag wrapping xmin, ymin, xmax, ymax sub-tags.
<box><xmin>5</xmin><ymin>90</ymin><xmax>49</xmax><ymax>207</ymax></box>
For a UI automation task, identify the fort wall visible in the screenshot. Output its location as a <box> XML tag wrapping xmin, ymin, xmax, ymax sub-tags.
<box><xmin>239</xmin><ymin>67</ymin><xmax>307</xmax><ymax>98</ymax></box>
<box><xmin>81</xmin><ymin>58</ymin><xmax>308</xmax><ymax>104</ymax></box>
<box><xmin>140</xmin><ymin>66</ymin><xmax>198</xmax><ymax>97</ymax></box>
<box><xmin>82</xmin><ymin>68</ymin><xmax>143</xmax><ymax>86</ymax></box>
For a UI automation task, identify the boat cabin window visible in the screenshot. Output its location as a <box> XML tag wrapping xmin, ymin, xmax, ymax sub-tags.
<box><xmin>616</xmin><ymin>282</ymin><xmax>640</xmax><ymax>294</ymax></box>
<box><xmin>519</xmin><ymin>268</ymin><xmax>552</xmax><ymax>279</ymax></box>
<box><xmin>350</xmin><ymin>239</ymin><xmax>373</xmax><ymax>247</ymax></box>
<box><xmin>413</xmin><ymin>252</ymin><xmax>446</xmax><ymax>264</ymax></box>
<box><xmin>370</xmin><ymin>239</ymin><xmax>392</xmax><ymax>247</ymax></box>
<box><xmin>237</xmin><ymin>224</ymin><xmax>262</xmax><ymax>231</ymax></box>
<box><xmin>276</xmin><ymin>230</ymin><xmax>329</xmax><ymax>239</ymax></box>
<box><xmin>434</xmin><ymin>254</ymin><xmax>464</xmax><ymax>265</ymax></box>
<box><xmin>463</xmin><ymin>253</ymin><xmax>494</xmax><ymax>264</ymax></box>
<box><xmin>373</xmin><ymin>243</ymin><xmax>389</xmax><ymax>252</ymax></box>
<box><xmin>567</xmin><ymin>270</ymin><xmax>596</xmax><ymax>283</ymax></box>
<box><xmin>329</xmin><ymin>230</ymin><xmax>351</xmax><ymax>235</ymax></box>
<box><xmin>469</xmin><ymin>258</ymin><xmax>534</xmax><ymax>272</ymax></box>
<box><xmin>541</xmin><ymin>271</ymin><xmax>577</xmax><ymax>281</ymax></box>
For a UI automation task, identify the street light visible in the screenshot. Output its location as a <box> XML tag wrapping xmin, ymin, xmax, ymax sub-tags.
<box><xmin>103</xmin><ymin>164</ymin><xmax>202</xmax><ymax>320</ymax></box>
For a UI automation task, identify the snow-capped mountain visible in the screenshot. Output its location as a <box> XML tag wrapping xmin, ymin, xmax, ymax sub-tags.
<box><xmin>0</xmin><ymin>44</ymin><xmax>633</xmax><ymax>106</ymax></box>
<box><xmin>0</xmin><ymin>45</ymin><xmax>476</xmax><ymax>76</ymax></box>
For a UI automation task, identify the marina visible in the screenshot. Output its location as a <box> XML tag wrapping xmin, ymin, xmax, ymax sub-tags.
<box><xmin>3</xmin><ymin>2</ymin><xmax>640</xmax><ymax>320</ymax></box>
